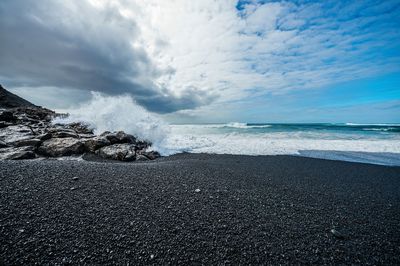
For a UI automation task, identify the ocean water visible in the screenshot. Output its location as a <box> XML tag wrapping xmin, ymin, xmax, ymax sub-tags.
<box><xmin>56</xmin><ymin>93</ymin><xmax>400</xmax><ymax>166</ymax></box>
<box><xmin>162</xmin><ymin>123</ymin><xmax>400</xmax><ymax>166</ymax></box>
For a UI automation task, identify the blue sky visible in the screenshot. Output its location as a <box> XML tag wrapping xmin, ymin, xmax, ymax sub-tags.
<box><xmin>226</xmin><ymin>72</ymin><xmax>400</xmax><ymax>123</ymax></box>
<box><xmin>1</xmin><ymin>0</ymin><xmax>400</xmax><ymax>123</ymax></box>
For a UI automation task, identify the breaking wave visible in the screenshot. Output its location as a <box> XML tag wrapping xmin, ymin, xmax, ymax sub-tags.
<box><xmin>224</xmin><ymin>122</ymin><xmax>271</xmax><ymax>129</ymax></box>
<box><xmin>53</xmin><ymin>92</ymin><xmax>173</xmax><ymax>154</ymax></box>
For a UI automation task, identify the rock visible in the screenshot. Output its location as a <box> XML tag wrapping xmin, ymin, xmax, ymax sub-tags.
<box><xmin>0</xmin><ymin>84</ymin><xmax>37</xmax><ymax>108</ymax></box>
<box><xmin>11</xmin><ymin>138</ymin><xmax>42</xmax><ymax>148</ymax></box>
<box><xmin>100</xmin><ymin>131</ymin><xmax>136</xmax><ymax>144</ymax></box>
<box><xmin>0</xmin><ymin>85</ymin><xmax>161</xmax><ymax>161</ymax></box>
<box><xmin>96</xmin><ymin>144</ymin><xmax>136</xmax><ymax>161</ymax></box>
<box><xmin>13</xmin><ymin>106</ymin><xmax>55</xmax><ymax>121</ymax></box>
<box><xmin>0</xmin><ymin>125</ymin><xmax>35</xmax><ymax>143</ymax></box>
<box><xmin>84</xmin><ymin>136</ymin><xmax>111</xmax><ymax>152</ymax></box>
<box><xmin>78</xmin><ymin>133</ymin><xmax>95</xmax><ymax>139</ymax></box>
<box><xmin>330</xmin><ymin>228</ymin><xmax>347</xmax><ymax>239</ymax></box>
<box><xmin>136</xmin><ymin>154</ymin><xmax>150</xmax><ymax>161</ymax></box>
<box><xmin>0</xmin><ymin>147</ymin><xmax>36</xmax><ymax>160</ymax></box>
<box><xmin>195</xmin><ymin>188</ymin><xmax>201</xmax><ymax>193</ymax></box>
<box><xmin>0</xmin><ymin>111</ymin><xmax>17</xmax><ymax>122</ymax></box>
<box><xmin>72</xmin><ymin>176</ymin><xmax>79</xmax><ymax>180</ymax></box>
<box><xmin>135</xmin><ymin>140</ymin><xmax>150</xmax><ymax>151</ymax></box>
<box><xmin>140</xmin><ymin>151</ymin><xmax>161</xmax><ymax>160</ymax></box>
<box><xmin>37</xmin><ymin>133</ymin><xmax>52</xmax><ymax>141</ymax></box>
<box><xmin>0</xmin><ymin>121</ymin><xmax>13</xmax><ymax>128</ymax></box>
<box><xmin>0</xmin><ymin>140</ymin><xmax>8</xmax><ymax>148</ymax></box>
<box><xmin>52</xmin><ymin>131</ymin><xmax>78</xmax><ymax>138</ymax></box>
<box><xmin>38</xmin><ymin>137</ymin><xmax>85</xmax><ymax>157</ymax></box>
<box><xmin>66</xmin><ymin>122</ymin><xmax>93</xmax><ymax>134</ymax></box>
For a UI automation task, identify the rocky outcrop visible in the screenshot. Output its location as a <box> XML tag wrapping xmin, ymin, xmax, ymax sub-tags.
<box><xmin>0</xmin><ymin>84</ymin><xmax>37</xmax><ymax>108</ymax></box>
<box><xmin>0</xmin><ymin>85</ymin><xmax>161</xmax><ymax>161</ymax></box>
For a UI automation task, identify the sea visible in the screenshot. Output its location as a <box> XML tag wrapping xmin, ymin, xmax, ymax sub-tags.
<box><xmin>162</xmin><ymin>122</ymin><xmax>400</xmax><ymax>166</ymax></box>
<box><xmin>57</xmin><ymin>94</ymin><xmax>400</xmax><ymax>166</ymax></box>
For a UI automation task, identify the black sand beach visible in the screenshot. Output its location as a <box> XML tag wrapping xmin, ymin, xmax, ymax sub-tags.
<box><xmin>1</xmin><ymin>154</ymin><xmax>399</xmax><ymax>265</ymax></box>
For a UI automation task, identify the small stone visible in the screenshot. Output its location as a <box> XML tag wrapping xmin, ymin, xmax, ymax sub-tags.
<box><xmin>18</xmin><ymin>229</ymin><xmax>25</xmax><ymax>233</ymax></box>
<box><xmin>70</xmin><ymin>187</ymin><xmax>76</xmax><ymax>191</ymax></box>
<box><xmin>72</xmin><ymin>176</ymin><xmax>79</xmax><ymax>180</ymax></box>
<box><xmin>150</xmin><ymin>254</ymin><xmax>155</xmax><ymax>259</ymax></box>
<box><xmin>195</xmin><ymin>188</ymin><xmax>201</xmax><ymax>193</ymax></box>
<box><xmin>330</xmin><ymin>228</ymin><xmax>347</xmax><ymax>239</ymax></box>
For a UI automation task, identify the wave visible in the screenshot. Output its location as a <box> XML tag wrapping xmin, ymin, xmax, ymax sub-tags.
<box><xmin>53</xmin><ymin>92</ymin><xmax>174</xmax><ymax>155</ymax></box>
<box><xmin>164</xmin><ymin>129</ymin><xmax>400</xmax><ymax>156</ymax></box>
<box><xmin>362</xmin><ymin>127</ymin><xmax>399</xmax><ymax>132</ymax></box>
<box><xmin>224</xmin><ymin>122</ymin><xmax>271</xmax><ymax>129</ymax></box>
<box><xmin>345</xmin><ymin>123</ymin><xmax>400</xmax><ymax>126</ymax></box>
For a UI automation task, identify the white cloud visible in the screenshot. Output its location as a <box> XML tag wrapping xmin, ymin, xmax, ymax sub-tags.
<box><xmin>1</xmin><ymin>0</ymin><xmax>399</xmax><ymax>120</ymax></box>
<box><xmin>126</xmin><ymin>0</ymin><xmax>400</xmax><ymax>119</ymax></box>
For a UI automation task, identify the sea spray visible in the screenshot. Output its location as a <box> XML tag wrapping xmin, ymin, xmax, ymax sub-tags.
<box><xmin>53</xmin><ymin>92</ymin><xmax>174</xmax><ymax>155</ymax></box>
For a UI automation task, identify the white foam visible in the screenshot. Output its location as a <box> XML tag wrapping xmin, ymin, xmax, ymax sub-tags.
<box><xmin>162</xmin><ymin>125</ymin><xmax>400</xmax><ymax>165</ymax></box>
<box><xmin>346</xmin><ymin>123</ymin><xmax>400</xmax><ymax>126</ymax></box>
<box><xmin>163</xmin><ymin>131</ymin><xmax>400</xmax><ymax>155</ymax></box>
<box><xmin>53</xmin><ymin>92</ymin><xmax>173</xmax><ymax>154</ymax></box>
<box><xmin>224</xmin><ymin>122</ymin><xmax>271</xmax><ymax>129</ymax></box>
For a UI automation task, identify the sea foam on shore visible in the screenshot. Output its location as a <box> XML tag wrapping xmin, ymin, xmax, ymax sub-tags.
<box><xmin>56</xmin><ymin>94</ymin><xmax>400</xmax><ymax>165</ymax></box>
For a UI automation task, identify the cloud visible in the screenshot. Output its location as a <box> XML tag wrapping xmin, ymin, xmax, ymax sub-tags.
<box><xmin>0</xmin><ymin>0</ymin><xmax>213</xmax><ymax>112</ymax></box>
<box><xmin>0</xmin><ymin>0</ymin><xmax>399</xmax><ymax>119</ymax></box>
<box><xmin>132</xmin><ymin>0</ymin><xmax>400</xmax><ymax>115</ymax></box>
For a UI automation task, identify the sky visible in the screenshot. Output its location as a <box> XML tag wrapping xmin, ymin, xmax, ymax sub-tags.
<box><xmin>0</xmin><ymin>0</ymin><xmax>399</xmax><ymax>123</ymax></box>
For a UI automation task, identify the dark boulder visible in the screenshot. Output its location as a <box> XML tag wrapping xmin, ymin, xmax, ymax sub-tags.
<box><xmin>0</xmin><ymin>140</ymin><xmax>8</xmax><ymax>148</ymax></box>
<box><xmin>100</xmin><ymin>131</ymin><xmax>136</xmax><ymax>144</ymax></box>
<box><xmin>11</xmin><ymin>138</ymin><xmax>42</xmax><ymax>148</ymax></box>
<box><xmin>96</xmin><ymin>144</ymin><xmax>136</xmax><ymax>161</ymax></box>
<box><xmin>84</xmin><ymin>136</ymin><xmax>111</xmax><ymax>153</ymax></box>
<box><xmin>0</xmin><ymin>121</ymin><xmax>13</xmax><ymax>128</ymax></box>
<box><xmin>0</xmin><ymin>111</ymin><xmax>17</xmax><ymax>122</ymax></box>
<box><xmin>38</xmin><ymin>137</ymin><xmax>85</xmax><ymax>157</ymax></box>
<box><xmin>66</xmin><ymin>122</ymin><xmax>93</xmax><ymax>134</ymax></box>
<box><xmin>140</xmin><ymin>150</ymin><xmax>161</xmax><ymax>160</ymax></box>
<box><xmin>0</xmin><ymin>147</ymin><xmax>36</xmax><ymax>160</ymax></box>
<box><xmin>136</xmin><ymin>154</ymin><xmax>150</xmax><ymax>161</ymax></box>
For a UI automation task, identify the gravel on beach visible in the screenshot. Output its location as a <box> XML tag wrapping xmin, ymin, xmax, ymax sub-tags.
<box><xmin>1</xmin><ymin>153</ymin><xmax>399</xmax><ymax>265</ymax></box>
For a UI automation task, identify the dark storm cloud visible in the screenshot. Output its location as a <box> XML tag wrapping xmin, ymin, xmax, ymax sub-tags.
<box><xmin>0</xmin><ymin>0</ymin><xmax>213</xmax><ymax>113</ymax></box>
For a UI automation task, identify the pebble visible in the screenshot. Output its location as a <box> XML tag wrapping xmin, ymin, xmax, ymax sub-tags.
<box><xmin>72</xmin><ymin>177</ymin><xmax>79</xmax><ymax>180</ymax></box>
<box><xmin>195</xmin><ymin>188</ymin><xmax>201</xmax><ymax>193</ymax></box>
<box><xmin>331</xmin><ymin>228</ymin><xmax>347</xmax><ymax>239</ymax></box>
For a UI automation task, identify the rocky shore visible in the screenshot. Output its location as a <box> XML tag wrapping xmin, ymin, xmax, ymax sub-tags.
<box><xmin>0</xmin><ymin>85</ymin><xmax>160</xmax><ymax>162</ymax></box>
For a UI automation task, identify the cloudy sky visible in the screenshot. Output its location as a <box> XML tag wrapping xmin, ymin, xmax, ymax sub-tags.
<box><xmin>1</xmin><ymin>0</ymin><xmax>399</xmax><ymax>123</ymax></box>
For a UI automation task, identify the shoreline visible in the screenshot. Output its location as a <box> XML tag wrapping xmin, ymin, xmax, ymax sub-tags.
<box><xmin>82</xmin><ymin>151</ymin><xmax>400</xmax><ymax>167</ymax></box>
<box><xmin>1</xmin><ymin>153</ymin><xmax>399</xmax><ymax>264</ymax></box>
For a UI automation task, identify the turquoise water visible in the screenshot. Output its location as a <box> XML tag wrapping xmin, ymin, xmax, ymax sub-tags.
<box><xmin>164</xmin><ymin>123</ymin><xmax>400</xmax><ymax>166</ymax></box>
<box><xmin>194</xmin><ymin>122</ymin><xmax>400</xmax><ymax>137</ymax></box>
